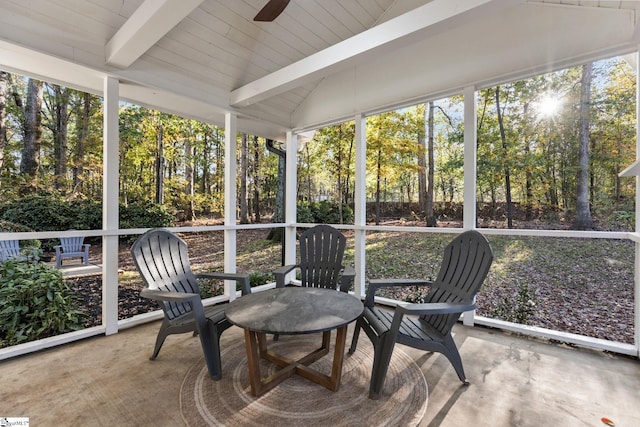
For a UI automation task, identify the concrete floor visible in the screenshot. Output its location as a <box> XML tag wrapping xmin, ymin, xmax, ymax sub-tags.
<box><xmin>1</xmin><ymin>321</ymin><xmax>638</xmax><ymax>426</ymax></box>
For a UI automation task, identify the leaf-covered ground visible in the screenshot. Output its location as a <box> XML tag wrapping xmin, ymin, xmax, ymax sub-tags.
<box><xmin>68</xmin><ymin>227</ymin><xmax>635</xmax><ymax>345</ymax></box>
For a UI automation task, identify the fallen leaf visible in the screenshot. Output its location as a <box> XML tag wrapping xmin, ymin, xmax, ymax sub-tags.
<box><xmin>601</xmin><ymin>417</ymin><xmax>615</xmax><ymax>426</ymax></box>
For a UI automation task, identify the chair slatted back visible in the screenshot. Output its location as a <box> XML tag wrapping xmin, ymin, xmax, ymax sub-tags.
<box><xmin>422</xmin><ymin>230</ymin><xmax>493</xmax><ymax>335</ymax></box>
<box><xmin>298</xmin><ymin>225</ymin><xmax>346</xmax><ymax>290</ymax></box>
<box><xmin>131</xmin><ymin>229</ymin><xmax>199</xmax><ymax>321</ymax></box>
<box><xmin>61</xmin><ymin>236</ymin><xmax>86</xmax><ymax>252</ymax></box>
<box><xmin>0</xmin><ymin>240</ymin><xmax>21</xmax><ymax>261</ymax></box>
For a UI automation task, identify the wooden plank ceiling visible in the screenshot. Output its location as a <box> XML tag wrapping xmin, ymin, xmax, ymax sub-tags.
<box><xmin>0</xmin><ymin>0</ymin><xmax>638</xmax><ymax>140</ymax></box>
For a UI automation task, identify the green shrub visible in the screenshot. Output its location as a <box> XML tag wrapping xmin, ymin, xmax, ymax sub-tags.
<box><xmin>0</xmin><ymin>193</ymin><xmax>175</xmax><ymax>233</ymax></box>
<box><xmin>74</xmin><ymin>199</ymin><xmax>103</xmax><ymax>230</ymax></box>
<box><xmin>610</xmin><ymin>210</ymin><xmax>635</xmax><ymax>230</ymax></box>
<box><xmin>0</xmin><ymin>193</ymin><xmax>92</xmax><ymax>250</ymax></box>
<box><xmin>0</xmin><ymin>260</ymin><xmax>87</xmax><ymax>347</ymax></box>
<box><xmin>249</xmin><ymin>272</ymin><xmax>273</xmax><ymax>287</ymax></box>
<box><xmin>120</xmin><ymin>200</ymin><xmax>174</xmax><ymax>229</ymax></box>
<box><xmin>296</xmin><ymin>201</ymin><xmax>315</xmax><ymax>223</ymax></box>
<box><xmin>0</xmin><ymin>221</ymin><xmax>41</xmax><ymax>253</ymax></box>
<box><xmin>0</xmin><ymin>193</ymin><xmax>75</xmax><ymax>232</ymax></box>
<box><xmin>296</xmin><ymin>200</ymin><xmax>354</xmax><ymax>224</ymax></box>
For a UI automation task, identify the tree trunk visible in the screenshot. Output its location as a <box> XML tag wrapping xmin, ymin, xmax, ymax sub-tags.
<box><xmin>344</xmin><ymin>136</ymin><xmax>354</xmax><ymax>205</ymax></box>
<box><xmin>185</xmin><ymin>129</ymin><xmax>195</xmax><ymax>221</ymax></box>
<box><xmin>375</xmin><ymin>149</ymin><xmax>382</xmax><ymax>225</ymax></box>
<box><xmin>417</xmin><ymin>104</ymin><xmax>427</xmax><ymax>216</ymax></box>
<box><xmin>201</xmin><ymin>132</ymin><xmax>210</xmax><ymax>196</ymax></box>
<box><xmin>0</xmin><ymin>71</ymin><xmax>8</xmax><ymax>177</ymax></box>
<box><xmin>573</xmin><ymin>62</ymin><xmax>594</xmax><ymax>230</ymax></box>
<box><xmin>252</xmin><ymin>135</ymin><xmax>261</xmax><ymax>222</ymax></box>
<box><xmin>266</xmin><ymin>139</ymin><xmax>285</xmax><ymax>242</ymax></box>
<box><xmin>239</xmin><ymin>133</ymin><xmax>249</xmax><ymax>224</ymax></box>
<box><xmin>155</xmin><ymin>122</ymin><xmax>164</xmax><ymax>204</ymax></box>
<box><xmin>20</xmin><ymin>78</ymin><xmax>43</xmax><ymax>186</ymax></box>
<box><xmin>336</xmin><ymin>127</ymin><xmax>343</xmax><ymax>224</ymax></box>
<box><xmin>73</xmin><ymin>92</ymin><xmax>91</xmax><ymax>192</ymax></box>
<box><xmin>215</xmin><ymin>129</ymin><xmax>223</xmax><ymax>196</ymax></box>
<box><xmin>305</xmin><ymin>142</ymin><xmax>312</xmax><ymax>202</ymax></box>
<box><xmin>52</xmin><ymin>85</ymin><xmax>69</xmax><ymax>193</ymax></box>
<box><xmin>523</xmin><ymin>103</ymin><xmax>532</xmax><ymax>221</ymax></box>
<box><xmin>495</xmin><ymin>86</ymin><xmax>513</xmax><ymax>228</ymax></box>
<box><xmin>426</xmin><ymin>101</ymin><xmax>437</xmax><ymax>227</ymax></box>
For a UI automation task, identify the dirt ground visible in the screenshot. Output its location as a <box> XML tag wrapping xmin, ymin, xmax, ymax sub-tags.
<box><xmin>66</xmin><ymin>224</ymin><xmax>635</xmax><ymax>345</ymax></box>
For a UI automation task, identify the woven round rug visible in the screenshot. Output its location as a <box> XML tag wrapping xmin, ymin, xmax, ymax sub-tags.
<box><xmin>180</xmin><ymin>332</ymin><xmax>427</xmax><ymax>427</ymax></box>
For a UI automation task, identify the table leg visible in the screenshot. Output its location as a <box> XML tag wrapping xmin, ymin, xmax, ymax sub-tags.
<box><xmin>329</xmin><ymin>325</ymin><xmax>347</xmax><ymax>390</ymax></box>
<box><xmin>242</xmin><ymin>327</ymin><xmax>349</xmax><ymax>396</ymax></box>
<box><xmin>244</xmin><ymin>329</ymin><xmax>298</xmax><ymax>396</ymax></box>
<box><xmin>244</xmin><ymin>329</ymin><xmax>267</xmax><ymax>396</ymax></box>
<box><xmin>295</xmin><ymin>326</ymin><xmax>347</xmax><ymax>391</ymax></box>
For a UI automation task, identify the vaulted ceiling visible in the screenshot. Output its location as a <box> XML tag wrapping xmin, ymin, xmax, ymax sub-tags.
<box><xmin>0</xmin><ymin>0</ymin><xmax>638</xmax><ymax>140</ymax></box>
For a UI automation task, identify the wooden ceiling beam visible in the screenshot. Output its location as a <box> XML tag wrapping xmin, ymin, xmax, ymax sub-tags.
<box><xmin>105</xmin><ymin>0</ymin><xmax>203</xmax><ymax>68</ymax></box>
<box><xmin>229</xmin><ymin>0</ymin><xmax>511</xmax><ymax>108</ymax></box>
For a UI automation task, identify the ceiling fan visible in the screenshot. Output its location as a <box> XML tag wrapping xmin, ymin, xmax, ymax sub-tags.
<box><xmin>254</xmin><ymin>0</ymin><xmax>290</xmax><ymax>22</ymax></box>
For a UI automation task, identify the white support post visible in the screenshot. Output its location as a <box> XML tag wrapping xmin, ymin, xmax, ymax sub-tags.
<box><xmin>224</xmin><ymin>113</ymin><xmax>238</xmax><ymax>300</ymax></box>
<box><xmin>354</xmin><ymin>113</ymin><xmax>367</xmax><ymax>299</ymax></box>
<box><xmin>463</xmin><ymin>85</ymin><xmax>477</xmax><ymax>326</ymax></box>
<box><xmin>463</xmin><ymin>85</ymin><xmax>477</xmax><ymax>231</ymax></box>
<box><xmin>635</xmin><ymin>49</ymin><xmax>640</xmax><ymax>356</ymax></box>
<box><xmin>102</xmin><ymin>77</ymin><xmax>119</xmax><ymax>335</ymax></box>
<box><xmin>284</xmin><ymin>131</ymin><xmax>298</xmax><ymax>270</ymax></box>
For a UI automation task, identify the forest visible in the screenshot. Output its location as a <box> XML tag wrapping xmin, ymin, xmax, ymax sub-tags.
<box><xmin>0</xmin><ymin>55</ymin><xmax>636</xmax><ymax>231</ymax></box>
<box><xmin>0</xmin><ymin>55</ymin><xmax>637</xmax><ymax>348</ymax></box>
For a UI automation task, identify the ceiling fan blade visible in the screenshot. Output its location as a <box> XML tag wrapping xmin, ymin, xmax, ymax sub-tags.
<box><xmin>254</xmin><ymin>0</ymin><xmax>290</xmax><ymax>22</ymax></box>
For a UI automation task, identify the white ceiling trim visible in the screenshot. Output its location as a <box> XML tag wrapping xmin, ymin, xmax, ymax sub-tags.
<box><xmin>619</xmin><ymin>160</ymin><xmax>640</xmax><ymax>177</ymax></box>
<box><xmin>105</xmin><ymin>0</ymin><xmax>203</xmax><ymax>68</ymax></box>
<box><xmin>291</xmin><ymin>1</ymin><xmax>634</xmax><ymax>132</ymax></box>
<box><xmin>229</xmin><ymin>0</ymin><xmax>508</xmax><ymax>108</ymax></box>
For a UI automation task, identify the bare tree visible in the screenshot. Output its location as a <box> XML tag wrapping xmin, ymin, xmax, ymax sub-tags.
<box><xmin>155</xmin><ymin>121</ymin><xmax>164</xmax><ymax>204</ymax></box>
<box><xmin>252</xmin><ymin>135</ymin><xmax>261</xmax><ymax>222</ymax></box>
<box><xmin>185</xmin><ymin>124</ymin><xmax>195</xmax><ymax>221</ymax></box>
<box><xmin>73</xmin><ymin>92</ymin><xmax>91</xmax><ymax>192</ymax></box>
<box><xmin>45</xmin><ymin>84</ymin><xmax>70</xmax><ymax>193</ymax></box>
<box><xmin>496</xmin><ymin>86</ymin><xmax>514</xmax><ymax>228</ymax></box>
<box><xmin>417</xmin><ymin>105</ymin><xmax>427</xmax><ymax>216</ymax></box>
<box><xmin>0</xmin><ymin>72</ymin><xmax>8</xmax><ymax>177</ymax></box>
<box><xmin>425</xmin><ymin>101</ymin><xmax>437</xmax><ymax>226</ymax></box>
<box><xmin>266</xmin><ymin>139</ymin><xmax>285</xmax><ymax>242</ymax></box>
<box><xmin>20</xmin><ymin>78</ymin><xmax>43</xmax><ymax>185</ymax></box>
<box><xmin>239</xmin><ymin>133</ymin><xmax>249</xmax><ymax>224</ymax></box>
<box><xmin>573</xmin><ymin>62</ymin><xmax>594</xmax><ymax>230</ymax></box>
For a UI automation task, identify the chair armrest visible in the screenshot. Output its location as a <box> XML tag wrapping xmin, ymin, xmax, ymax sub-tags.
<box><xmin>82</xmin><ymin>244</ymin><xmax>90</xmax><ymax>250</ymax></box>
<box><xmin>195</xmin><ymin>272</ymin><xmax>252</xmax><ymax>295</ymax></box>
<box><xmin>54</xmin><ymin>245</ymin><xmax>62</xmax><ymax>255</ymax></box>
<box><xmin>339</xmin><ymin>265</ymin><xmax>356</xmax><ymax>293</ymax></box>
<box><xmin>273</xmin><ymin>264</ymin><xmax>297</xmax><ymax>288</ymax></box>
<box><xmin>141</xmin><ymin>289</ymin><xmax>209</xmax><ymax>336</ymax></box>
<box><xmin>388</xmin><ymin>302</ymin><xmax>476</xmax><ymax>336</ymax></box>
<box><xmin>395</xmin><ymin>301</ymin><xmax>476</xmax><ymax>317</ymax></box>
<box><xmin>140</xmin><ymin>288</ymin><xmax>201</xmax><ymax>304</ymax></box>
<box><xmin>365</xmin><ymin>278</ymin><xmax>432</xmax><ymax>307</ymax></box>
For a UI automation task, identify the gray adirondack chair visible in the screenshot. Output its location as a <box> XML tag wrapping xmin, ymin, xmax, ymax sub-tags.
<box><xmin>0</xmin><ymin>239</ymin><xmax>38</xmax><ymax>262</ymax></box>
<box><xmin>0</xmin><ymin>240</ymin><xmax>23</xmax><ymax>261</ymax></box>
<box><xmin>274</xmin><ymin>224</ymin><xmax>355</xmax><ymax>292</ymax></box>
<box><xmin>55</xmin><ymin>232</ymin><xmax>90</xmax><ymax>267</ymax></box>
<box><xmin>131</xmin><ymin>228</ymin><xmax>251</xmax><ymax>380</ymax></box>
<box><xmin>273</xmin><ymin>224</ymin><xmax>356</xmax><ymax>341</ymax></box>
<box><xmin>349</xmin><ymin>230</ymin><xmax>494</xmax><ymax>399</ymax></box>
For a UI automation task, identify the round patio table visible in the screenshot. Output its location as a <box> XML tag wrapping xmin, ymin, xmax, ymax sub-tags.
<box><xmin>225</xmin><ymin>286</ymin><xmax>364</xmax><ymax>396</ymax></box>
